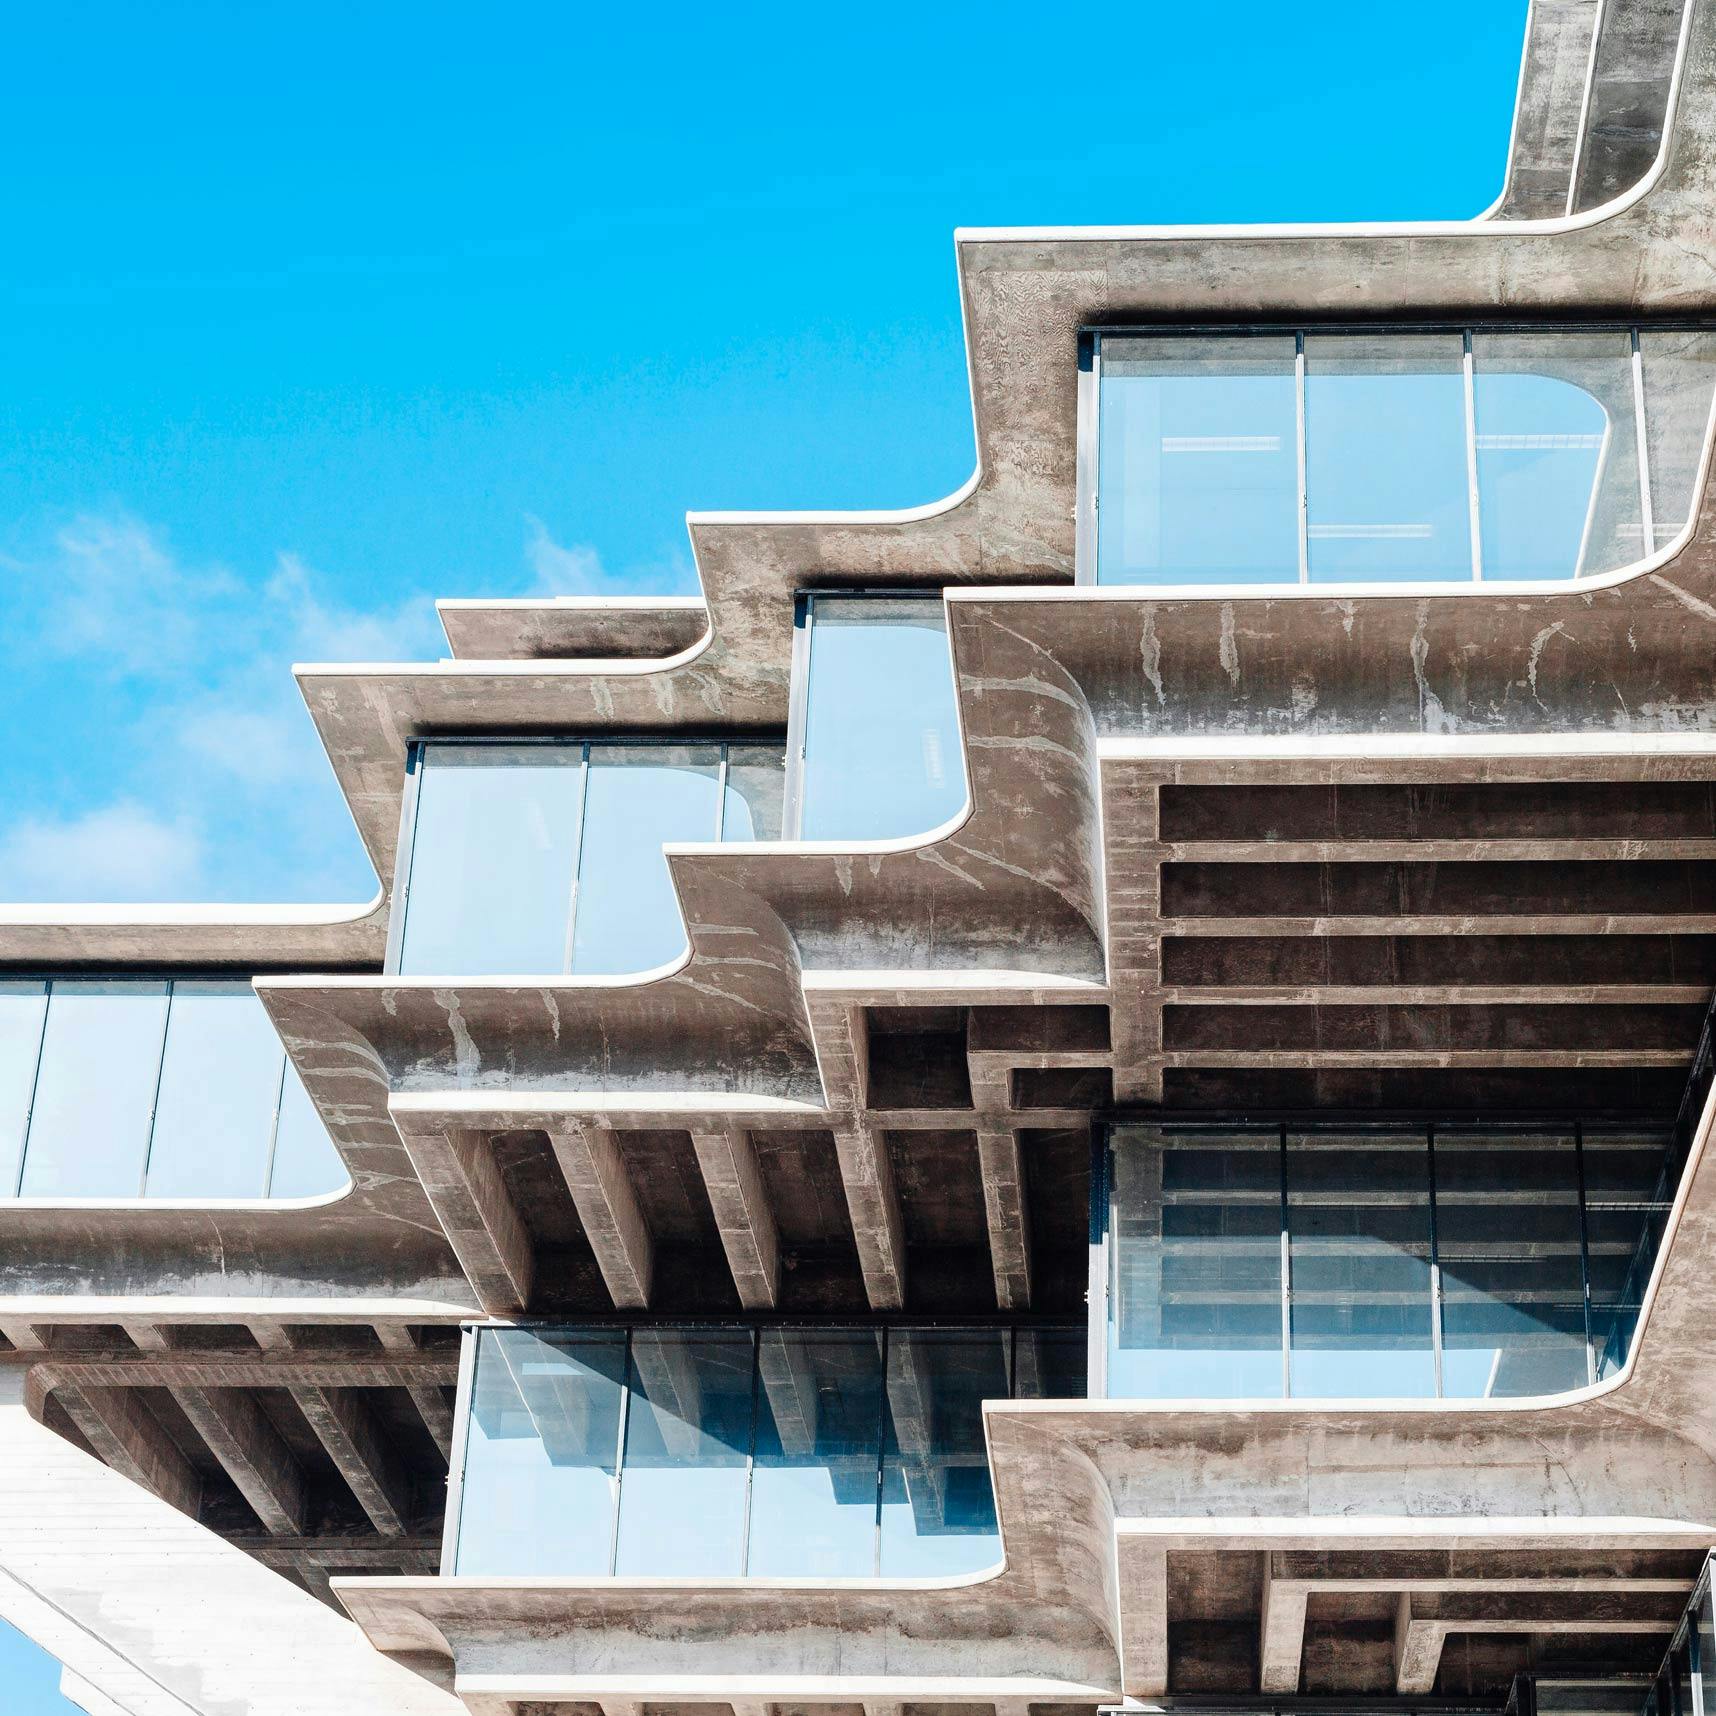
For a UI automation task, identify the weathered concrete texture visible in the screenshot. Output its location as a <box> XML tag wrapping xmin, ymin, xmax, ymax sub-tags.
<box><xmin>1492</xmin><ymin>0</ymin><xmax>1604</xmax><ymax>217</ymax></box>
<box><xmin>0</xmin><ymin>1370</ymin><xmax>460</xmax><ymax>1716</ymax></box>
<box><xmin>438</xmin><ymin>595</ymin><xmax>710</xmax><ymax>661</ymax></box>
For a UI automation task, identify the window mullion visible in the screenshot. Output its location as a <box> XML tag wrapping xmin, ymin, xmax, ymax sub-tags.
<box><xmin>1295</xmin><ymin>333</ymin><xmax>1310</xmax><ymax>584</ymax></box>
<box><xmin>1634</xmin><ymin>327</ymin><xmax>1657</xmax><ymax>555</ymax></box>
<box><xmin>1463</xmin><ymin>331</ymin><xmax>1483</xmax><ymax>583</ymax></box>
<box><xmin>564</xmin><ymin>743</ymin><xmax>592</xmax><ymax>976</ymax></box>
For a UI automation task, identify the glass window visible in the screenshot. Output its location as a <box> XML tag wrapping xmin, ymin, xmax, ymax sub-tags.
<box><xmin>455</xmin><ymin>1329</ymin><xmax>626</xmax><ymax>1576</ymax></box>
<box><xmin>1304</xmin><ymin>333</ymin><xmax>1473</xmax><ymax>582</ymax></box>
<box><xmin>613</xmin><ymin>1331</ymin><xmax>754</xmax><ymax>1577</ymax></box>
<box><xmin>265</xmin><ymin>1063</ymin><xmax>348</xmax><ymax>1199</ymax></box>
<box><xmin>0</xmin><ymin>983</ymin><xmax>47</xmax><ymax>1197</ymax></box>
<box><xmin>1583</xmin><ymin>1127</ymin><xmax>1677</xmax><ymax>1378</ymax></box>
<box><xmin>1434</xmin><ymin>1129</ymin><xmax>1591</xmax><ymax>1397</ymax></box>
<box><xmin>1286</xmin><ymin>1130</ymin><xmax>1437</xmax><ymax>1398</ymax></box>
<box><xmin>568</xmin><ymin>746</ymin><xmax>721</xmax><ymax>977</ymax></box>
<box><xmin>796</xmin><ymin>597</ymin><xmax>966</xmax><ymax>841</ymax></box>
<box><xmin>1640</xmin><ymin>329</ymin><xmax>1716</xmax><ymax>552</ymax></box>
<box><xmin>724</xmin><ymin>749</ymin><xmax>786</xmax><ymax>842</ymax></box>
<box><xmin>1096</xmin><ymin>335</ymin><xmax>1300</xmax><ymax>584</ymax></box>
<box><xmin>1107</xmin><ymin>1127</ymin><xmax>1284</xmax><ymax>1399</ymax></box>
<box><xmin>747</xmin><ymin>1329</ymin><xmax>884</xmax><ymax>1578</ymax></box>
<box><xmin>878</xmin><ymin>1330</ymin><xmax>1008</xmax><ymax>1578</ymax></box>
<box><xmin>20</xmin><ymin>980</ymin><xmax>169</xmax><ymax>1198</ymax></box>
<box><xmin>398</xmin><ymin>743</ymin><xmax>585</xmax><ymax>977</ymax></box>
<box><xmin>145</xmin><ymin>981</ymin><xmax>286</xmax><ymax>1198</ymax></box>
<box><xmin>1473</xmin><ymin>332</ymin><xmax>1636</xmax><ymax>579</ymax></box>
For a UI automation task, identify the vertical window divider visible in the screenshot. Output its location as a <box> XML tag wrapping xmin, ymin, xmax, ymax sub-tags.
<box><xmin>1294</xmin><ymin>334</ymin><xmax>1310</xmax><ymax>585</ymax></box>
<box><xmin>1278</xmin><ymin>1125</ymin><xmax>1292</xmax><ymax>1399</ymax></box>
<box><xmin>1426</xmin><ymin>1126</ymin><xmax>1445</xmax><ymax>1399</ymax></box>
<box><xmin>1088</xmin><ymin>1125</ymin><xmax>1111</xmax><ymax>1400</ymax></box>
<box><xmin>608</xmin><ymin>1327</ymin><xmax>632</xmax><ymax>1577</ymax></box>
<box><xmin>1463</xmin><ymin>332</ymin><xmax>1484</xmax><ymax>583</ymax></box>
<box><xmin>1575</xmin><ymin>1122</ymin><xmax>1599</xmax><ymax>1387</ymax></box>
<box><xmin>137</xmin><ymin>979</ymin><xmax>174</xmax><ymax>1198</ymax></box>
<box><xmin>783</xmin><ymin>596</ymin><xmax>815</xmax><ymax>839</ymax></box>
<box><xmin>873</xmin><ymin>1324</ymin><xmax>889</xmax><ymax>1579</ymax></box>
<box><xmin>385</xmin><ymin>741</ymin><xmax>426</xmax><ymax>975</ymax></box>
<box><xmin>740</xmin><ymin>1327</ymin><xmax>760</xmax><ymax>1576</ymax></box>
<box><xmin>563</xmin><ymin>743</ymin><xmax>593</xmax><ymax>977</ymax></box>
<box><xmin>261</xmin><ymin>1051</ymin><xmax>289</xmax><ymax>1199</ymax></box>
<box><xmin>442</xmin><ymin>1324</ymin><xmax>479</xmax><ymax>1574</ymax></box>
<box><xmin>714</xmin><ymin>743</ymin><xmax>730</xmax><ymax>843</ymax></box>
<box><xmin>1076</xmin><ymin>331</ymin><xmax>1101</xmax><ymax>583</ymax></box>
<box><xmin>14</xmin><ymin>980</ymin><xmax>50</xmax><ymax>1198</ymax></box>
<box><xmin>1633</xmin><ymin>328</ymin><xmax>1657</xmax><ymax>555</ymax></box>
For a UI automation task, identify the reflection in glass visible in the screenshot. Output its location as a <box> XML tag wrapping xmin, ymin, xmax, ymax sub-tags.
<box><xmin>614</xmin><ymin>1331</ymin><xmax>753</xmax><ymax>1577</ymax></box>
<box><xmin>879</xmin><ymin>1329</ymin><xmax>1009</xmax><ymax>1576</ymax></box>
<box><xmin>146</xmin><ymin>981</ymin><xmax>286</xmax><ymax>1198</ymax></box>
<box><xmin>267</xmin><ymin>1064</ymin><xmax>349</xmax><ymax>1199</ymax></box>
<box><xmin>1287</xmin><ymin>1131</ymin><xmax>1438</xmax><ymax>1398</ymax></box>
<box><xmin>1474</xmin><ymin>332</ymin><xmax>1634</xmax><ymax>579</ymax></box>
<box><xmin>453</xmin><ymin>1324</ymin><xmax>1083</xmax><ymax>1577</ymax></box>
<box><xmin>1</xmin><ymin>980</ymin><xmax>343</xmax><ymax>1203</ymax></box>
<box><xmin>0</xmin><ymin>983</ymin><xmax>47</xmax><ymax>1196</ymax></box>
<box><xmin>397</xmin><ymin>741</ymin><xmax>785</xmax><ymax>978</ymax></box>
<box><xmin>1640</xmin><ymin>329</ymin><xmax>1716</xmax><ymax>551</ymax></box>
<box><xmin>20</xmin><ymin>981</ymin><xmax>169</xmax><ymax>1198</ymax></box>
<box><xmin>1107</xmin><ymin>1127</ymin><xmax>1284</xmax><ymax>1398</ymax></box>
<box><xmin>398</xmin><ymin>744</ymin><xmax>584</xmax><ymax>977</ymax></box>
<box><xmin>1435</xmin><ymin>1129</ymin><xmax>1590</xmax><ymax>1396</ymax></box>
<box><xmin>455</xmin><ymin>1330</ymin><xmax>625</xmax><ymax>1576</ymax></box>
<box><xmin>1097</xmin><ymin>335</ymin><xmax>1300</xmax><ymax>583</ymax></box>
<box><xmin>748</xmin><ymin>1330</ymin><xmax>884</xmax><ymax>1578</ymax></box>
<box><xmin>1104</xmin><ymin>1123</ymin><xmax>1677</xmax><ymax>1399</ymax></box>
<box><xmin>1304</xmin><ymin>334</ymin><xmax>1472</xmax><ymax>583</ymax></box>
<box><xmin>570</xmin><ymin>749</ymin><xmax>721</xmax><ymax>977</ymax></box>
<box><xmin>797</xmin><ymin>598</ymin><xmax>966</xmax><ymax>841</ymax></box>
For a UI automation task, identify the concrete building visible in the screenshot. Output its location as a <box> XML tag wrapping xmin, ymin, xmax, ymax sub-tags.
<box><xmin>10</xmin><ymin>3</ymin><xmax>1716</xmax><ymax>1712</ymax></box>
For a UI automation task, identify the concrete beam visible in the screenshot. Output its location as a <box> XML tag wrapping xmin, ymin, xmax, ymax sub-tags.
<box><xmin>121</xmin><ymin>1322</ymin><xmax>171</xmax><ymax>1351</ymax></box>
<box><xmin>547</xmin><ymin>1124</ymin><xmax>653</xmax><ymax>1308</ymax></box>
<box><xmin>1259</xmin><ymin>1553</ymin><xmax>1310</xmax><ymax>1695</ymax></box>
<box><xmin>833</xmin><ymin>1123</ymin><xmax>907</xmax><ymax>1310</ymax></box>
<box><xmin>975</xmin><ymin>1126</ymin><xmax>1031</xmax><ymax>1309</ymax></box>
<box><xmin>290</xmin><ymin>1386</ymin><xmax>412</xmax><ymax>1537</ymax></box>
<box><xmin>172</xmin><ymin>1387</ymin><xmax>307</xmax><ymax>1536</ymax></box>
<box><xmin>55</xmin><ymin>1385</ymin><xmax>201</xmax><ymax>1519</ymax></box>
<box><xmin>372</xmin><ymin>1326</ymin><xmax>454</xmax><ymax>1460</ymax></box>
<box><xmin>396</xmin><ymin>1124</ymin><xmax>535</xmax><ymax>1316</ymax></box>
<box><xmin>0</xmin><ymin>1321</ymin><xmax>47</xmax><ymax>1353</ymax></box>
<box><xmin>690</xmin><ymin>1127</ymin><xmax>779</xmax><ymax>1309</ymax></box>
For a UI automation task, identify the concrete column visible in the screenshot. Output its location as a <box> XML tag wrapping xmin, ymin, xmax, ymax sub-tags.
<box><xmin>975</xmin><ymin>1126</ymin><xmax>1032</xmax><ymax>1309</ymax></box>
<box><xmin>832</xmin><ymin>1123</ymin><xmax>907</xmax><ymax>1310</ymax></box>
<box><xmin>690</xmin><ymin>1126</ymin><xmax>780</xmax><ymax>1308</ymax></box>
<box><xmin>172</xmin><ymin>1387</ymin><xmax>307</xmax><ymax>1536</ymax></box>
<box><xmin>396</xmin><ymin>1124</ymin><xmax>535</xmax><ymax>1315</ymax></box>
<box><xmin>290</xmin><ymin>1387</ymin><xmax>411</xmax><ymax>1537</ymax></box>
<box><xmin>547</xmin><ymin>1123</ymin><xmax>653</xmax><ymax>1308</ymax></box>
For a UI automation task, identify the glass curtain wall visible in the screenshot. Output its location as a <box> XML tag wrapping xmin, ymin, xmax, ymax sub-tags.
<box><xmin>393</xmin><ymin>740</ymin><xmax>785</xmax><ymax>977</ymax></box>
<box><xmin>787</xmin><ymin>595</ymin><xmax>967</xmax><ymax>841</ymax></box>
<box><xmin>452</xmin><ymin>1323</ymin><xmax>1083</xmax><ymax>1579</ymax></box>
<box><xmin>0</xmin><ymin>978</ymin><xmax>345</xmax><ymax>1200</ymax></box>
<box><xmin>1093</xmin><ymin>326</ymin><xmax>1716</xmax><ymax>585</ymax></box>
<box><xmin>1103</xmin><ymin>1122</ymin><xmax>1676</xmax><ymax>1400</ymax></box>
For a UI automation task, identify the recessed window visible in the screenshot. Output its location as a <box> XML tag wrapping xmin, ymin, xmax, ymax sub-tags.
<box><xmin>0</xmin><ymin>978</ymin><xmax>345</xmax><ymax>1202</ymax></box>
<box><xmin>786</xmin><ymin>594</ymin><xmax>967</xmax><ymax>841</ymax></box>
<box><xmin>1087</xmin><ymin>325</ymin><xmax>1716</xmax><ymax>586</ymax></box>
<box><xmin>392</xmin><ymin>739</ymin><xmax>785</xmax><ymax>978</ymax></box>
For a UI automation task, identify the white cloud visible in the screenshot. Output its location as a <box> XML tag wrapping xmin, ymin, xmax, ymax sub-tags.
<box><xmin>524</xmin><ymin>514</ymin><xmax>696</xmax><ymax>596</ymax></box>
<box><xmin>0</xmin><ymin>803</ymin><xmax>204</xmax><ymax>902</ymax></box>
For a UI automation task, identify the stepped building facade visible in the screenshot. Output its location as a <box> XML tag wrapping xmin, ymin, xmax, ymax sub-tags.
<box><xmin>10</xmin><ymin>4</ymin><xmax>1716</xmax><ymax>1713</ymax></box>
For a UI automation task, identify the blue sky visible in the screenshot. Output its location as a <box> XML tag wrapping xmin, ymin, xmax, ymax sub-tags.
<box><xmin>0</xmin><ymin>0</ymin><xmax>1529</xmax><ymax>909</ymax></box>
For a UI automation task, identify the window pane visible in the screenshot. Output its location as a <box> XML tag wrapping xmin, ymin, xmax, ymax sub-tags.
<box><xmin>1640</xmin><ymin>329</ymin><xmax>1716</xmax><ymax>552</ymax></box>
<box><xmin>1305</xmin><ymin>333</ymin><xmax>1473</xmax><ymax>582</ymax></box>
<box><xmin>1097</xmin><ymin>335</ymin><xmax>1300</xmax><ymax>584</ymax></box>
<box><xmin>20</xmin><ymin>981</ymin><xmax>169</xmax><ymax>1198</ymax></box>
<box><xmin>1434</xmin><ymin>1129</ymin><xmax>1590</xmax><ymax>1397</ymax></box>
<box><xmin>1108</xmin><ymin>1126</ymin><xmax>1284</xmax><ymax>1399</ymax></box>
<box><xmin>266</xmin><ymin>1064</ymin><xmax>348</xmax><ymax>1199</ymax></box>
<box><xmin>1013</xmin><ymin>1327</ymin><xmax>1088</xmax><ymax>1401</ymax></box>
<box><xmin>569</xmin><ymin>747</ymin><xmax>721</xmax><ymax>976</ymax></box>
<box><xmin>879</xmin><ymin>1330</ymin><xmax>1007</xmax><ymax>1577</ymax></box>
<box><xmin>399</xmin><ymin>743</ymin><xmax>583</xmax><ymax>976</ymax></box>
<box><xmin>1287</xmin><ymin>1130</ymin><xmax>1437</xmax><ymax>1397</ymax></box>
<box><xmin>456</xmin><ymin>1329</ymin><xmax>625</xmax><ymax>1576</ymax></box>
<box><xmin>1473</xmin><ymin>332</ymin><xmax>1635</xmax><ymax>579</ymax></box>
<box><xmin>799</xmin><ymin>598</ymin><xmax>966</xmax><ymax>841</ymax></box>
<box><xmin>1582</xmin><ymin>1126</ymin><xmax>1677</xmax><ymax>1377</ymax></box>
<box><xmin>613</xmin><ymin>1331</ymin><xmax>752</xmax><ymax>1577</ymax></box>
<box><xmin>747</xmin><ymin>1330</ymin><xmax>883</xmax><ymax>1578</ymax></box>
<box><xmin>723</xmin><ymin>748</ymin><xmax>786</xmax><ymax>842</ymax></box>
<box><xmin>146</xmin><ymin>983</ymin><xmax>284</xmax><ymax>1199</ymax></box>
<box><xmin>0</xmin><ymin>983</ymin><xmax>47</xmax><ymax>1198</ymax></box>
